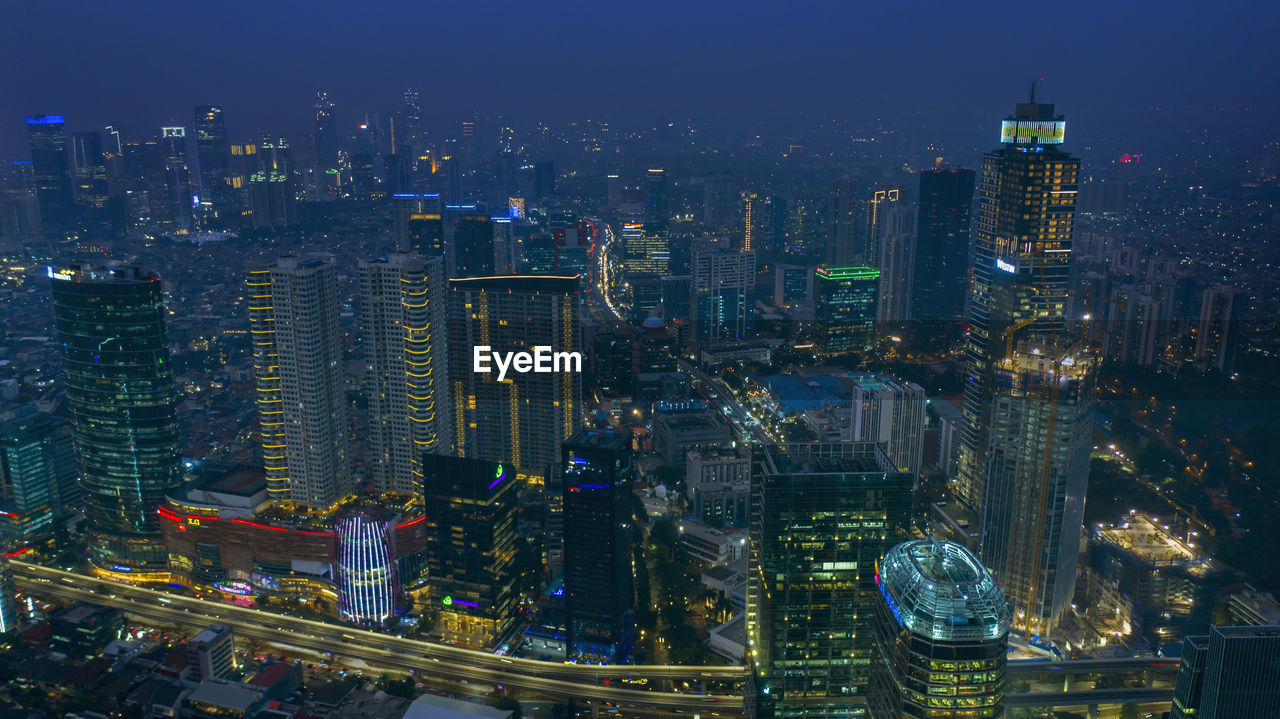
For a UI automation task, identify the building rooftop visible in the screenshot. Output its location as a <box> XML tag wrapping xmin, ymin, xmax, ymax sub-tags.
<box><xmin>186</xmin><ymin>679</ymin><xmax>263</xmax><ymax>712</ymax></box>
<box><xmin>402</xmin><ymin>693</ymin><xmax>513</xmax><ymax>719</ymax></box>
<box><xmin>1094</xmin><ymin>512</ymin><xmax>1219</xmax><ymax>576</ymax></box>
<box><xmin>878</xmin><ymin>540</ymin><xmax>1010</xmax><ymax>642</ymax></box>
<box><xmin>759</xmin><ymin>442</ymin><xmax>896</xmax><ymax>476</ymax></box>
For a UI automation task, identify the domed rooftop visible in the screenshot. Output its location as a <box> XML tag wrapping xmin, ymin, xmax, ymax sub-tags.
<box><xmin>877</xmin><ymin>539</ymin><xmax>1010</xmax><ymax>642</ymax></box>
<box><xmin>640</xmin><ymin>316</ymin><xmax>666</xmax><ymax>331</ymax></box>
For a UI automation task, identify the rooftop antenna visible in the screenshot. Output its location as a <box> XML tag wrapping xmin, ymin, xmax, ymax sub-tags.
<box><xmin>1029</xmin><ymin>79</ymin><xmax>1037</xmax><ymax>104</ymax></box>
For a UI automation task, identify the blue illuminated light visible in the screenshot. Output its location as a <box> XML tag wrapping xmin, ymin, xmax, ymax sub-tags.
<box><xmin>577</xmin><ymin>483</ymin><xmax>610</xmax><ymax>490</ymax></box>
<box><xmin>996</xmin><ymin>258</ymin><xmax>1016</xmax><ymax>273</ymax></box>
<box><xmin>26</xmin><ymin>115</ymin><xmax>65</xmax><ymax>125</ymax></box>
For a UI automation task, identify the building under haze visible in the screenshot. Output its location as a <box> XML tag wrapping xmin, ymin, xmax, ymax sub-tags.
<box><xmin>869</xmin><ymin>540</ymin><xmax>1010</xmax><ymax>719</ymax></box>
<box><xmin>51</xmin><ymin>262</ymin><xmax>182</xmax><ymax>574</ymax></box>
<box><xmin>447</xmin><ymin>275</ymin><xmax>582</xmax><ymax>480</ymax></box>
<box><xmin>912</xmin><ymin>167</ymin><xmax>975</xmax><ymax>324</ymax></box>
<box><xmin>393</xmin><ymin>193</ymin><xmax>444</xmax><ymax>255</ymax></box>
<box><xmin>26</xmin><ymin>114</ymin><xmax>74</xmax><ymax>240</ymax></box>
<box><xmin>247</xmin><ymin>255</ymin><xmax>351</xmax><ymax>508</ymax></box>
<box><xmin>748</xmin><ymin>443</ymin><xmax>913</xmax><ymax>718</ymax></box>
<box><xmin>194</xmin><ymin>105</ymin><xmax>234</xmax><ymax>223</ymax></box>
<box><xmin>360</xmin><ymin>253</ymin><xmax>449</xmax><ymax>495</ymax></box>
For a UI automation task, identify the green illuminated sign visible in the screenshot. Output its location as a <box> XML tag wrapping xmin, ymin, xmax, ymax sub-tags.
<box><xmin>816</xmin><ymin>266</ymin><xmax>880</xmax><ymax>281</ymax></box>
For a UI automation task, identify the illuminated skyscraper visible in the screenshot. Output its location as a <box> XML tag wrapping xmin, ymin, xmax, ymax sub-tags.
<box><xmin>50</xmin><ymin>262</ymin><xmax>181</xmax><ymax>574</ymax></box>
<box><xmin>863</xmin><ymin>188</ymin><xmax>900</xmax><ymax>268</ymax></box>
<box><xmin>955</xmin><ymin>98</ymin><xmax>1078</xmax><ymax>514</ymax></box>
<box><xmin>360</xmin><ymin>253</ymin><xmax>449</xmax><ymax>494</ymax></box>
<box><xmin>691</xmin><ymin>238</ymin><xmax>756</xmax><ymax>341</ymax></box>
<box><xmin>981</xmin><ymin>338</ymin><xmax>1095</xmax><ymax>636</ymax></box>
<box><xmin>158</xmin><ymin>127</ymin><xmax>194</xmax><ymax>232</ymax></box>
<box><xmin>1171</xmin><ymin>626</ymin><xmax>1280</xmax><ymax>719</ymax></box>
<box><xmin>248</xmin><ymin>137</ymin><xmax>295</xmax><ymax>229</ymax></box>
<box><xmin>26</xmin><ymin>115</ymin><xmax>75</xmax><ymax>239</ymax></box>
<box><xmin>70</xmin><ymin>131</ymin><xmax>109</xmax><ymax>224</ymax></box>
<box><xmin>814</xmin><ymin>266</ymin><xmax>879</xmax><ymax>354</ymax></box>
<box><xmin>314</xmin><ymin>91</ymin><xmax>339</xmax><ymax>176</ymax></box>
<box><xmin>419</xmin><ymin>454</ymin><xmax>517</xmax><ymax>648</ymax></box>
<box><xmin>748</xmin><ymin>443</ymin><xmax>913</xmax><ymax>719</ymax></box>
<box><xmin>912</xmin><ymin>167</ymin><xmax>975</xmax><ymax>323</ymax></box>
<box><xmin>645</xmin><ymin>168</ymin><xmax>669</xmax><ymax>235</ymax></box>
<box><xmin>336</xmin><ymin>509</ymin><xmax>398</xmax><ymax>626</ymax></box>
<box><xmin>447</xmin><ymin>276</ymin><xmax>582</xmax><ymax>479</ymax></box>
<box><xmin>561</xmin><ymin>429</ymin><xmax>634</xmax><ymax>662</ymax></box>
<box><xmin>247</xmin><ymin>255</ymin><xmax>351</xmax><ymax>508</ymax></box>
<box><xmin>869</xmin><ymin>540</ymin><xmax>1010</xmax><ymax>719</ymax></box>
<box><xmin>194</xmin><ymin>105</ymin><xmax>234</xmax><ymax>222</ymax></box>
<box><xmin>0</xmin><ymin>411</ymin><xmax>78</xmax><ymax>548</ymax></box>
<box><xmin>874</xmin><ymin>204</ymin><xmax>916</xmax><ymax>325</ymax></box>
<box><xmin>393</xmin><ymin>193</ymin><xmax>444</xmax><ymax>255</ymax></box>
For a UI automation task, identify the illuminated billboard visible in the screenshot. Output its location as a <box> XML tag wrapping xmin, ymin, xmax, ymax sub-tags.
<box><xmin>1000</xmin><ymin>119</ymin><xmax>1066</xmax><ymax>145</ymax></box>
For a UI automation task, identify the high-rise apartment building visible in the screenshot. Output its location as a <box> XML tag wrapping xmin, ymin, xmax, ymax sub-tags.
<box><xmin>50</xmin><ymin>262</ymin><xmax>182</xmax><ymax>573</ymax></box>
<box><xmin>26</xmin><ymin>115</ymin><xmax>75</xmax><ymax>239</ymax></box>
<box><xmin>874</xmin><ymin>204</ymin><xmax>916</xmax><ymax>324</ymax></box>
<box><xmin>247</xmin><ymin>255</ymin><xmax>350</xmax><ymax>508</ymax></box>
<box><xmin>956</xmin><ymin>99</ymin><xmax>1079</xmax><ymax>514</ymax></box>
<box><xmin>981</xmin><ymin>338</ymin><xmax>1095</xmax><ymax>636</ymax></box>
<box><xmin>447</xmin><ymin>275</ymin><xmax>582</xmax><ymax>479</ymax></box>
<box><xmin>692</xmin><ymin>238</ymin><xmax>756</xmax><ymax>341</ymax></box>
<box><xmin>1195</xmin><ymin>284</ymin><xmax>1246</xmax><ymax>374</ymax></box>
<box><xmin>561</xmin><ymin>429</ymin><xmax>634</xmax><ymax>662</ymax></box>
<box><xmin>913</xmin><ymin>167</ymin><xmax>975</xmax><ymax>323</ymax></box>
<box><xmin>869</xmin><ymin>540</ymin><xmax>1010</xmax><ymax>719</ymax></box>
<box><xmin>360</xmin><ymin>253</ymin><xmax>449</xmax><ymax>494</ymax></box>
<box><xmin>814</xmin><ymin>266</ymin><xmax>879</xmax><ymax>354</ymax></box>
<box><xmin>420</xmin><ymin>454</ymin><xmax>517</xmax><ymax>648</ymax></box>
<box><xmin>194</xmin><ymin>105</ymin><xmax>234</xmax><ymax>221</ymax></box>
<box><xmin>848</xmin><ymin>375</ymin><xmax>927</xmax><ymax>478</ymax></box>
<box><xmin>748</xmin><ymin>443</ymin><xmax>913</xmax><ymax>719</ymax></box>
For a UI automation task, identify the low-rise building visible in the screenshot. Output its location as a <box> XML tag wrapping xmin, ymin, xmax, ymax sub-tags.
<box><xmin>679</xmin><ymin>519</ymin><xmax>747</xmax><ymax>565</ymax></box>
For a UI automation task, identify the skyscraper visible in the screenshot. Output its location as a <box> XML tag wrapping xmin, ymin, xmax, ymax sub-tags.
<box><xmin>748</xmin><ymin>443</ymin><xmax>913</xmax><ymax>718</ymax></box>
<box><xmin>874</xmin><ymin>204</ymin><xmax>916</xmax><ymax>325</ymax></box>
<box><xmin>70</xmin><ymin>131</ymin><xmax>109</xmax><ymax>225</ymax></box>
<box><xmin>248</xmin><ymin>137</ymin><xmax>295</xmax><ymax>229</ymax></box>
<box><xmin>814</xmin><ymin>266</ymin><xmax>879</xmax><ymax>354</ymax></box>
<box><xmin>981</xmin><ymin>338</ymin><xmax>1095</xmax><ymax>636</ymax></box>
<box><xmin>50</xmin><ymin>262</ymin><xmax>182</xmax><ymax>574</ymax></box>
<box><xmin>561</xmin><ymin>429</ymin><xmax>634</xmax><ymax>662</ymax></box>
<box><xmin>645</xmin><ymin>168</ymin><xmax>670</xmax><ymax>236</ymax></box>
<box><xmin>912</xmin><ymin>167</ymin><xmax>975</xmax><ymax>323</ymax></box>
<box><xmin>1171</xmin><ymin>626</ymin><xmax>1280</xmax><ymax>719</ymax></box>
<box><xmin>955</xmin><ymin>98</ymin><xmax>1078</xmax><ymax>514</ymax></box>
<box><xmin>247</xmin><ymin>255</ymin><xmax>351</xmax><ymax>508</ymax></box>
<box><xmin>314</xmin><ymin>91</ymin><xmax>339</xmax><ymax>176</ymax></box>
<box><xmin>863</xmin><ymin>188</ymin><xmax>900</xmax><ymax>268</ymax></box>
<box><xmin>1195</xmin><ymin>284</ymin><xmax>1246</xmax><ymax>373</ymax></box>
<box><xmin>869</xmin><ymin>540</ymin><xmax>1010</xmax><ymax>719</ymax></box>
<box><xmin>26</xmin><ymin>115</ymin><xmax>75</xmax><ymax>239</ymax></box>
<box><xmin>158</xmin><ymin>127</ymin><xmax>194</xmax><ymax>232</ymax></box>
<box><xmin>826</xmin><ymin>176</ymin><xmax>859</xmax><ymax>266</ymax></box>
<box><xmin>420</xmin><ymin>454</ymin><xmax>517</xmax><ymax>649</ymax></box>
<box><xmin>452</xmin><ymin>211</ymin><xmax>495</xmax><ymax>279</ymax></box>
<box><xmin>360</xmin><ymin>253</ymin><xmax>449</xmax><ymax>495</ymax></box>
<box><xmin>848</xmin><ymin>375</ymin><xmax>927</xmax><ymax>478</ymax></box>
<box><xmin>691</xmin><ymin>238</ymin><xmax>756</xmax><ymax>341</ymax></box>
<box><xmin>392</xmin><ymin>193</ymin><xmax>444</xmax><ymax>255</ymax></box>
<box><xmin>0</xmin><ymin>411</ymin><xmax>78</xmax><ymax>548</ymax></box>
<box><xmin>448</xmin><ymin>276</ymin><xmax>582</xmax><ymax>479</ymax></box>
<box><xmin>194</xmin><ymin>105</ymin><xmax>234</xmax><ymax>222</ymax></box>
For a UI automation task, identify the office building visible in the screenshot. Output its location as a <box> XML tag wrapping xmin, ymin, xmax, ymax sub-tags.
<box><xmin>0</xmin><ymin>411</ymin><xmax>77</xmax><ymax>548</ymax></box>
<box><xmin>448</xmin><ymin>275</ymin><xmax>582</xmax><ymax>479</ymax></box>
<box><xmin>652</xmin><ymin>401</ymin><xmax>731</xmax><ymax>469</ymax></box>
<box><xmin>980</xmin><ymin>338</ymin><xmax>1095</xmax><ymax>636</ymax></box>
<box><xmin>314</xmin><ymin>91</ymin><xmax>339</xmax><ymax>173</ymax></box>
<box><xmin>849</xmin><ymin>375</ymin><xmax>927</xmax><ymax>478</ymax></box>
<box><xmin>868</xmin><ymin>540</ymin><xmax>1010</xmax><ymax>719</ymax></box>
<box><xmin>1171</xmin><ymin>626</ymin><xmax>1280</xmax><ymax>719</ymax></box>
<box><xmin>748</xmin><ymin>443</ymin><xmax>913</xmax><ymax>718</ymax></box>
<box><xmin>645</xmin><ymin>168</ymin><xmax>670</xmax><ymax>233</ymax></box>
<box><xmin>26</xmin><ymin>114</ymin><xmax>75</xmax><ymax>238</ymax></box>
<box><xmin>194</xmin><ymin>105</ymin><xmax>234</xmax><ymax>222</ymax></box>
<box><xmin>420</xmin><ymin>454</ymin><xmax>517</xmax><ymax>648</ymax></box>
<box><xmin>623</xmin><ymin>220</ymin><xmax>670</xmax><ymax>277</ymax></box>
<box><xmin>360</xmin><ymin>253</ymin><xmax>449</xmax><ymax>495</ymax></box>
<box><xmin>393</xmin><ymin>193</ymin><xmax>444</xmax><ymax>255</ymax></box>
<box><xmin>913</xmin><ymin>167</ymin><xmax>975</xmax><ymax>323</ymax></box>
<box><xmin>50</xmin><ymin>262</ymin><xmax>182</xmax><ymax>574</ymax></box>
<box><xmin>158</xmin><ymin>127</ymin><xmax>194</xmax><ymax>232</ymax></box>
<box><xmin>827</xmin><ymin>176</ymin><xmax>860</xmax><ymax>266</ymax></box>
<box><xmin>956</xmin><ymin>98</ymin><xmax>1079</xmax><ymax>514</ymax></box>
<box><xmin>453</xmin><ymin>211</ymin><xmax>495</xmax><ymax>278</ymax></box>
<box><xmin>335</xmin><ymin>508</ymin><xmax>398</xmax><ymax>626</ymax></box>
<box><xmin>814</xmin><ymin>266</ymin><xmax>879</xmax><ymax>354</ymax></box>
<box><xmin>561</xmin><ymin>430</ymin><xmax>634</xmax><ymax>662</ymax></box>
<box><xmin>686</xmin><ymin>446</ymin><xmax>752</xmax><ymax>498</ymax></box>
<box><xmin>70</xmin><ymin>131</ymin><xmax>109</xmax><ymax>221</ymax></box>
<box><xmin>247</xmin><ymin>255</ymin><xmax>351</xmax><ymax>508</ymax></box>
<box><xmin>863</xmin><ymin>188</ymin><xmax>900</xmax><ymax>269</ymax></box>
<box><xmin>874</xmin><ymin>204</ymin><xmax>916</xmax><ymax>324</ymax></box>
<box><xmin>188</xmin><ymin>626</ymin><xmax>237</xmax><ymax>682</ymax></box>
<box><xmin>248</xmin><ymin>137</ymin><xmax>295</xmax><ymax>228</ymax></box>
<box><xmin>773</xmin><ymin>264</ymin><xmax>814</xmax><ymax>308</ymax></box>
<box><xmin>692</xmin><ymin>239</ymin><xmax>756</xmax><ymax>341</ymax></box>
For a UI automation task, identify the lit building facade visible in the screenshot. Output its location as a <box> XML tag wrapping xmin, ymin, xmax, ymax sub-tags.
<box><xmin>956</xmin><ymin>99</ymin><xmax>1079</xmax><ymax>515</ymax></box>
<box><xmin>692</xmin><ymin>239</ymin><xmax>756</xmax><ymax>341</ymax></box>
<box><xmin>393</xmin><ymin>193</ymin><xmax>443</xmax><ymax>255</ymax></box>
<box><xmin>562</xmin><ymin>429</ymin><xmax>634</xmax><ymax>662</ymax></box>
<box><xmin>748</xmin><ymin>443</ymin><xmax>913</xmax><ymax>719</ymax></box>
<box><xmin>248</xmin><ymin>138</ymin><xmax>295</xmax><ymax>229</ymax></box>
<box><xmin>868</xmin><ymin>540</ymin><xmax>1010</xmax><ymax>719</ymax></box>
<box><xmin>158</xmin><ymin>127</ymin><xmax>194</xmax><ymax>232</ymax></box>
<box><xmin>194</xmin><ymin>105</ymin><xmax>235</xmax><ymax>222</ymax></box>
<box><xmin>247</xmin><ymin>255</ymin><xmax>350</xmax><ymax>508</ymax></box>
<box><xmin>360</xmin><ymin>253</ymin><xmax>449</xmax><ymax>495</ymax></box>
<box><xmin>980</xmin><ymin>338</ymin><xmax>1095</xmax><ymax>636</ymax></box>
<box><xmin>336</xmin><ymin>509</ymin><xmax>398</xmax><ymax>626</ymax></box>
<box><xmin>419</xmin><ymin>454</ymin><xmax>517</xmax><ymax>649</ymax></box>
<box><xmin>447</xmin><ymin>275</ymin><xmax>582</xmax><ymax>480</ymax></box>
<box><xmin>814</xmin><ymin>266</ymin><xmax>879</xmax><ymax>355</ymax></box>
<box><xmin>0</xmin><ymin>411</ymin><xmax>78</xmax><ymax>548</ymax></box>
<box><xmin>51</xmin><ymin>262</ymin><xmax>182</xmax><ymax>574</ymax></box>
<box><xmin>1172</xmin><ymin>626</ymin><xmax>1280</xmax><ymax>719</ymax></box>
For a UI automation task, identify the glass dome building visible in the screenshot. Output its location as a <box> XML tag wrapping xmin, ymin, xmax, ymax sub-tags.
<box><xmin>869</xmin><ymin>539</ymin><xmax>1011</xmax><ymax>719</ymax></box>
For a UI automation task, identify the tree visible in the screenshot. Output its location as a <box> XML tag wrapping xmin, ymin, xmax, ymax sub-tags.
<box><xmin>494</xmin><ymin>696</ymin><xmax>523</xmax><ymax>719</ymax></box>
<box><xmin>1119</xmin><ymin>703</ymin><xmax>1140</xmax><ymax>719</ymax></box>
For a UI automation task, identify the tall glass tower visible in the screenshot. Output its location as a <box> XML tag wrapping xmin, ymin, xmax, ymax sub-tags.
<box><xmin>955</xmin><ymin>99</ymin><xmax>1079</xmax><ymax>515</ymax></box>
<box><xmin>26</xmin><ymin>115</ymin><xmax>75</xmax><ymax>240</ymax></box>
<box><xmin>194</xmin><ymin>105</ymin><xmax>234</xmax><ymax>222</ymax></box>
<box><xmin>51</xmin><ymin>262</ymin><xmax>181</xmax><ymax>574</ymax></box>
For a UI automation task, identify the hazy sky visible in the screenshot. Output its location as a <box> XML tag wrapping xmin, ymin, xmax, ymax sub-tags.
<box><xmin>2</xmin><ymin>0</ymin><xmax>1277</xmax><ymax>160</ymax></box>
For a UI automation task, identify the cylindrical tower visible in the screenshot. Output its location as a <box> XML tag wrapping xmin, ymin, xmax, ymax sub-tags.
<box><xmin>51</xmin><ymin>262</ymin><xmax>181</xmax><ymax>575</ymax></box>
<box><xmin>870</xmin><ymin>539</ymin><xmax>1011</xmax><ymax>719</ymax></box>
<box><xmin>335</xmin><ymin>509</ymin><xmax>398</xmax><ymax>626</ymax></box>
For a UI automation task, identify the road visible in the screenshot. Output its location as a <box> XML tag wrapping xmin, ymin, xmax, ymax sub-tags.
<box><xmin>14</xmin><ymin>562</ymin><xmax>743</xmax><ymax>712</ymax></box>
<box><xmin>678</xmin><ymin>359</ymin><xmax>771</xmax><ymax>445</ymax></box>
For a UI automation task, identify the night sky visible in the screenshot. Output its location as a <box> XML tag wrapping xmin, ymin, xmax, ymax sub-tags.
<box><xmin>2</xmin><ymin>0</ymin><xmax>1277</xmax><ymax>160</ymax></box>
